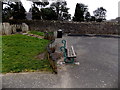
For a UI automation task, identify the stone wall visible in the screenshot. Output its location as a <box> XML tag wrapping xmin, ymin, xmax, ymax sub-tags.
<box><xmin>24</xmin><ymin>20</ymin><xmax>119</xmax><ymax>35</ymax></box>
<box><xmin>2</xmin><ymin>20</ymin><xmax>120</xmax><ymax>35</ymax></box>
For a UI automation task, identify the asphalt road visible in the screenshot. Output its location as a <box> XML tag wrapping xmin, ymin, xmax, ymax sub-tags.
<box><xmin>2</xmin><ymin>36</ymin><xmax>118</xmax><ymax>88</ymax></box>
<box><xmin>57</xmin><ymin>36</ymin><xmax>118</xmax><ymax>88</ymax></box>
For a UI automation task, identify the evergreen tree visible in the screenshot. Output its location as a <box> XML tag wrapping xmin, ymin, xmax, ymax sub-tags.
<box><xmin>41</xmin><ymin>8</ymin><xmax>58</xmax><ymax>20</ymax></box>
<box><xmin>34</xmin><ymin>2</ymin><xmax>49</xmax><ymax>8</ymax></box>
<box><xmin>50</xmin><ymin>1</ymin><xmax>71</xmax><ymax>20</ymax></box>
<box><xmin>73</xmin><ymin>3</ymin><xmax>88</xmax><ymax>22</ymax></box>
<box><xmin>90</xmin><ymin>16</ymin><xmax>96</xmax><ymax>21</ymax></box>
<box><xmin>30</xmin><ymin>1</ymin><xmax>49</xmax><ymax>20</ymax></box>
<box><xmin>2</xmin><ymin>2</ymin><xmax>12</xmax><ymax>21</ymax></box>
<box><xmin>30</xmin><ymin>3</ymin><xmax>41</xmax><ymax>20</ymax></box>
<box><xmin>85</xmin><ymin>11</ymin><xmax>91</xmax><ymax>22</ymax></box>
<box><xmin>2</xmin><ymin>2</ymin><xmax>26</xmax><ymax>20</ymax></box>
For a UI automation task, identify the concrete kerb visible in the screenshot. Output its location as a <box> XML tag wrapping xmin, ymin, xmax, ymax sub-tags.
<box><xmin>68</xmin><ymin>34</ymin><xmax>120</xmax><ymax>38</ymax></box>
<box><xmin>46</xmin><ymin>39</ymin><xmax>58</xmax><ymax>74</ymax></box>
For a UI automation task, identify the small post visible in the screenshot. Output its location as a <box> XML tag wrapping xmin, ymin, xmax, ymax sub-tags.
<box><xmin>57</xmin><ymin>29</ymin><xmax>62</xmax><ymax>38</ymax></box>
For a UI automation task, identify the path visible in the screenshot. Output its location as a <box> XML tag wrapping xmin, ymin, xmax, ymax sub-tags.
<box><xmin>22</xmin><ymin>33</ymin><xmax>44</xmax><ymax>39</ymax></box>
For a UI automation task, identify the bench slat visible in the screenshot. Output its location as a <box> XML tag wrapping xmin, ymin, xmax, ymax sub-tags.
<box><xmin>66</xmin><ymin>40</ymin><xmax>68</xmax><ymax>49</ymax></box>
<box><xmin>71</xmin><ymin>46</ymin><xmax>76</xmax><ymax>57</ymax></box>
<box><xmin>64</xmin><ymin>40</ymin><xmax>76</xmax><ymax>58</ymax></box>
<box><xmin>67</xmin><ymin>46</ymin><xmax>76</xmax><ymax>58</ymax></box>
<box><xmin>67</xmin><ymin>49</ymin><xmax>70</xmax><ymax>57</ymax></box>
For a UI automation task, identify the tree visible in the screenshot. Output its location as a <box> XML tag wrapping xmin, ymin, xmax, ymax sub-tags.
<box><xmin>50</xmin><ymin>1</ymin><xmax>71</xmax><ymax>20</ymax></box>
<box><xmin>12</xmin><ymin>2</ymin><xmax>26</xmax><ymax>19</ymax></box>
<box><xmin>30</xmin><ymin>5</ymin><xmax>41</xmax><ymax>20</ymax></box>
<box><xmin>2</xmin><ymin>2</ymin><xmax>12</xmax><ymax>21</ymax></box>
<box><xmin>2</xmin><ymin>1</ymin><xmax>26</xmax><ymax>20</ymax></box>
<box><xmin>34</xmin><ymin>2</ymin><xmax>49</xmax><ymax>8</ymax></box>
<box><xmin>73</xmin><ymin>3</ymin><xmax>88</xmax><ymax>22</ymax></box>
<box><xmin>90</xmin><ymin>16</ymin><xmax>96</xmax><ymax>21</ymax></box>
<box><xmin>85</xmin><ymin>11</ymin><xmax>91</xmax><ymax>22</ymax></box>
<box><xmin>93</xmin><ymin>7</ymin><xmax>107</xmax><ymax>22</ymax></box>
<box><xmin>41</xmin><ymin>8</ymin><xmax>58</xmax><ymax>20</ymax></box>
<box><xmin>30</xmin><ymin>1</ymin><xmax>49</xmax><ymax>20</ymax></box>
<box><xmin>28</xmin><ymin>0</ymin><xmax>49</xmax><ymax>8</ymax></box>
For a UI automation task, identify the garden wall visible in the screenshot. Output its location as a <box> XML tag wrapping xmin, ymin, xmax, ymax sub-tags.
<box><xmin>3</xmin><ymin>20</ymin><xmax>120</xmax><ymax>35</ymax></box>
<box><xmin>24</xmin><ymin>20</ymin><xmax>119</xmax><ymax>35</ymax></box>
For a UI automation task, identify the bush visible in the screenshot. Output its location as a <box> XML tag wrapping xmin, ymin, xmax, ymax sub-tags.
<box><xmin>44</xmin><ymin>32</ymin><xmax>55</xmax><ymax>41</ymax></box>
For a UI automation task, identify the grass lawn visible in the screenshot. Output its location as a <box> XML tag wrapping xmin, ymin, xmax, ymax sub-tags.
<box><xmin>2</xmin><ymin>34</ymin><xmax>52</xmax><ymax>73</ymax></box>
<box><xmin>29</xmin><ymin>31</ymin><xmax>44</xmax><ymax>36</ymax></box>
<box><xmin>29</xmin><ymin>31</ymin><xmax>54</xmax><ymax>36</ymax></box>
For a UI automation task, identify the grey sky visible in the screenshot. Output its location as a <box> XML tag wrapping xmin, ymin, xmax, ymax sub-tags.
<box><xmin>20</xmin><ymin>0</ymin><xmax>119</xmax><ymax>20</ymax></box>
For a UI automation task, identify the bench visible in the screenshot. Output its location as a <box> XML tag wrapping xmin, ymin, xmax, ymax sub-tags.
<box><xmin>60</xmin><ymin>40</ymin><xmax>77</xmax><ymax>64</ymax></box>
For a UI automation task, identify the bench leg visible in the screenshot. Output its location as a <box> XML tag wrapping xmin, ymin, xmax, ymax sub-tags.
<box><xmin>65</xmin><ymin>58</ymin><xmax>74</xmax><ymax>63</ymax></box>
<box><xmin>74</xmin><ymin>61</ymin><xmax>80</xmax><ymax>65</ymax></box>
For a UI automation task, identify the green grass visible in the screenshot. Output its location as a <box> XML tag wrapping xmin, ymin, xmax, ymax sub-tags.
<box><xmin>2</xmin><ymin>34</ymin><xmax>52</xmax><ymax>73</ymax></box>
<box><xmin>29</xmin><ymin>31</ymin><xmax>54</xmax><ymax>36</ymax></box>
<box><xmin>29</xmin><ymin>31</ymin><xmax>44</xmax><ymax>36</ymax></box>
<box><xmin>0</xmin><ymin>36</ymin><xmax>2</xmax><ymax>73</ymax></box>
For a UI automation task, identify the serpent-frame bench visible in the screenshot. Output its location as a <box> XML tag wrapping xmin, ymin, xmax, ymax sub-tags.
<box><xmin>60</xmin><ymin>40</ymin><xmax>79</xmax><ymax>64</ymax></box>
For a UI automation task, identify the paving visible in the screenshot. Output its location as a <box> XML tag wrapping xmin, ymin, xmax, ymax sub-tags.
<box><xmin>2</xmin><ymin>35</ymin><xmax>118</xmax><ymax>88</ymax></box>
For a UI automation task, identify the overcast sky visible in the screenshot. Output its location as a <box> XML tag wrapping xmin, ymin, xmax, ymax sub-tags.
<box><xmin>20</xmin><ymin>0</ymin><xmax>120</xmax><ymax>20</ymax></box>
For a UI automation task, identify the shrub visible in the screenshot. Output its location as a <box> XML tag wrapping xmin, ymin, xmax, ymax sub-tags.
<box><xmin>44</xmin><ymin>32</ymin><xmax>55</xmax><ymax>41</ymax></box>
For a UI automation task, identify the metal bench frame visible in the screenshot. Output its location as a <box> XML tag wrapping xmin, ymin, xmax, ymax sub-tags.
<box><xmin>60</xmin><ymin>40</ymin><xmax>77</xmax><ymax>63</ymax></box>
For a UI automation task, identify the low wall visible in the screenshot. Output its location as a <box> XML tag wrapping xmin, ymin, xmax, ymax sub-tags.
<box><xmin>4</xmin><ymin>20</ymin><xmax>120</xmax><ymax>35</ymax></box>
<box><xmin>24</xmin><ymin>20</ymin><xmax>119</xmax><ymax>35</ymax></box>
<box><xmin>1</xmin><ymin>23</ymin><xmax>29</xmax><ymax>35</ymax></box>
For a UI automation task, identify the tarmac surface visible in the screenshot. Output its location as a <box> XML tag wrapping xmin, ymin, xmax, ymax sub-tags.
<box><xmin>1</xmin><ymin>35</ymin><xmax>118</xmax><ymax>88</ymax></box>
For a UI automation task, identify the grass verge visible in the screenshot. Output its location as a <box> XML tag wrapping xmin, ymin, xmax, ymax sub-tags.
<box><xmin>29</xmin><ymin>31</ymin><xmax>44</xmax><ymax>36</ymax></box>
<box><xmin>2</xmin><ymin>34</ymin><xmax>52</xmax><ymax>73</ymax></box>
